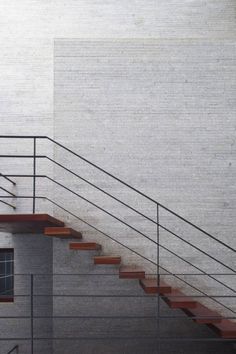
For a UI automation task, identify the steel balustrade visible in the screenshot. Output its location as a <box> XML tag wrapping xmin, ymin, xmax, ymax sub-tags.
<box><xmin>0</xmin><ymin>136</ymin><xmax>235</xmax><ymax>353</ymax></box>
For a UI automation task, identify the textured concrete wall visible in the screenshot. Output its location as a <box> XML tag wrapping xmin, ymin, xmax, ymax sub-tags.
<box><xmin>0</xmin><ymin>1</ymin><xmax>235</xmax><ymax>212</ymax></box>
<box><xmin>53</xmin><ymin>37</ymin><xmax>236</xmax><ymax>315</ymax></box>
<box><xmin>52</xmin><ymin>237</ymin><xmax>235</xmax><ymax>354</ymax></box>
<box><xmin>0</xmin><ymin>233</ymin><xmax>53</xmax><ymax>354</ymax></box>
<box><xmin>0</xmin><ymin>1</ymin><xmax>235</xmax><ymax>353</ymax></box>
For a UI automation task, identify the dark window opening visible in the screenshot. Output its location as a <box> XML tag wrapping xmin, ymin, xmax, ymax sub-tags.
<box><xmin>0</xmin><ymin>249</ymin><xmax>14</xmax><ymax>302</ymax></box>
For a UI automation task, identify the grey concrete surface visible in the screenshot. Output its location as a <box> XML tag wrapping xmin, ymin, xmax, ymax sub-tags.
<box><xmin>0</xmin><ymin>1</ymin><xmax>235</xmax><ymax>353</ymax></box>
<box><xmin>0</xmin><ymin>233</ymin><xmax>53</xmax><ymax>354</ymax></box>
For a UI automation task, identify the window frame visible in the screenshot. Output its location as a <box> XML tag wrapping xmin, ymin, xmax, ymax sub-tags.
<box><xmin>0</xmin><ymin>248</ymin><xmax>14</xmax><ymax>303</ymax></box>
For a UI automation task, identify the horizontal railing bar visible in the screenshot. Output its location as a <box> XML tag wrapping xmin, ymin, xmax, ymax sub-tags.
<box><xmin>1</xmin><ymin>294</ymin><xmax>235</xmax><ymax>298</ymax></box>
<box><xmin>26</xmin><ymin>273</ymin><xmax>236</xmax><ymax>276</ymax></box>
<box><xmin>1</xmin><ymin>315</ymin><xmax>235</xmax><ymax>320</ymax></box>
<box><xmin>0</xmin><ymin>290</ymin><xmax>236</xmax><ymax>299</ymax></box>
<box><xmin>2</xmin><ymin>316</ymin><xmax>236</xmax><ymax>324</ymax></box>
<box><xmin>0</xmin><ymin>337</ymin><xmax>235</xmax><ymax>343</ymax></box>
<box><xmin>0</xmin><ymin>173</ymin><xmax>16</xmax><ymax>185</ymax></box>
<box><xmin>6</xmin><ymin>272</ymin><xmax>236</xmax><ymax>276</ymax></box>
<box><xmin>0</xmin><ymin>155</ymin><xmax>45</xmax><ymax>158</ymax></box>
<box><xmin>0</xmin><ymin>200</ymin><xmax>16</xmax><ymax>209</ymax></box>
<box><xmin>17</xmin><ymin>337</ymin><xmax>236</xmax><ymax>342</ymax></box>
<box><xmin>0</xmin><ymin>135</ymin><xmax>48</xmax><ymax>139</ymax></box>
<box><xmin>0</xmin><ymin>337</ymin><xmax>235</xmax><ymax>342</ymax></box>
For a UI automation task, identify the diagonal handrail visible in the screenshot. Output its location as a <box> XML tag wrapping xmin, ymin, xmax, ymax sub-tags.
<box><xmin>4</xmin><ymin>173</ymin><xmax>236</xmax><ymax>274</ymax></box>
<box><xmin>0</xmin><ymin>135</ymin><xmax>235</xmax><ymax>315</ymax></box>
<box><xmin>0</xmin><ymin>200</ymin><xmax>16</xmax><ymax>209</ymax></box>
<box><xmin>0</xmin><ymin>194</ymin><xmax>235</xmax><ymax>315</ymax></box>
<box><xmin>0</xmin><ymin>173</ymin><xmax>16</xmax><ymax>186</ymax></box>
<box><xmin>0</xmin><ymin>135</ymin><xmax>234</xmax><ymax>253</ymax></box>
<box><xmin>0</xmin><ymin>171</ymin><xmax>16</xmax><ymax>209</ymax></box>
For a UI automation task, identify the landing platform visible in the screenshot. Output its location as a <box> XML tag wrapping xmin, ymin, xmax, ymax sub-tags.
<box><xmin>0</xmin><ymin>214</ymin><xmax>64</xmax><ymax>233</ymax></box>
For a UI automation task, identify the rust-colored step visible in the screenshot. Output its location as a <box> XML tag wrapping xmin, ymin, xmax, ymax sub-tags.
<box><xmin>162</xmin><ymin>289</ymin><xmax>197</xmax><ymax>309</ymax></box>
<box><xmin>183</xmin><ymin>303</ymin><xmax>222</xmax><ymax>324</ymax></box>
<box><xmin>94</xmin><ymin>256</ymin><xmax>121</xmax><ymax>265</ymax></box>
<box><xmin>0</xmin><ymin>214</ymin><xmax>64</xmax><ymax>233</ymax></box>
<box><xmin>70</xmin><ymin>242</ymin><xmax>101</xmax><ymax>250</ymax></box>
<box><xmin>139</xmin><ymin>278</ymin><xmax>172</xmax><ymax>294</ymax></box>
<box><xmin>119</xmin><ymin>266</ymin><xmax>145</xmax><ymax>279</ymax></box>
<box><xmin>208</xmin><ymin>320</ymin><xmax>236</xmax><ymax>339</ymax></box>
<box><xmin>0</xmin><ymin>296</ymin><xmax>14</xmax><ymax>303</ymax></box>
<box><xmin>44</xmin><ymin>227</ymin><xmax>82</xmax><ymax>239</ymax></box>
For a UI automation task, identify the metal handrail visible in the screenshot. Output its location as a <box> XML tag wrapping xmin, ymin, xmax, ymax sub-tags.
<box><xmin>0</xmin><ymin>194</ymin><xmax>235</xmax><ymax>315</ymax></box>
<box><xmin>0</xmin><ymin>171</ymin><xmax>16</xmax><ymax>209</ymax></box>
<box><xmin>0</xmin><ymin>173</ymin><xmax>16</xmax><ymax>186</ymax></box>
<box><xmin>0</xmin><ymin>200</ymin><xmax>16</xmax><ymax>209</ymax></box>
<box><xmin>0</xmin><ymin>186</ymin><xmax>16</xmax><ymax>197</ymax></box>
<box><xmin>2</xmin><ymin>174</ymin><xmax>236</xmax><ymax>273</ymax></box>
<box><xmin>0</xmin><ymin>273</ymin><xmax>235</xmax><ymax>354</ymax></box>
<box><xmin>0</xmin><ymin>135</ymin><xmax>235</xmax><ymax>315</ymax></box>
<box><xmin>0</xmin><ymin>135</ymin><xmax>234</xmax><ymax>253</ymax></box>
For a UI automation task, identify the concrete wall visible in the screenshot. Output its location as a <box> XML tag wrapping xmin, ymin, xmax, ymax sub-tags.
<box><xmin>0</xmin><ymin>1</ymin><xmax>235</xmax><ymax>353</ymax></box>
<box><xmin>52</xmin><ymin>237</ymin><xmax>236</xmax><ymax>354</ymax></box>
<box><xmin>0</xmin><ymin>232</ymin><xmax>53</xmax><ymax>354</ymax></box>
<box><xmin>53</xmin><ymin>36</ymin><xmax>236</xmax><ymax>309</ymax></box>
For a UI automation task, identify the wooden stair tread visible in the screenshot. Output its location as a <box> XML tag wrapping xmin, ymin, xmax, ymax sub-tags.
<box><xmin>208</xmin><ymin>319</ymin><xmax>236</xmax><ymax>338</ymax></box>
<box><xmin>119</xmin><ymin>266</ymin><xmax>145</xmax><ymax>279</ymax></box>
<box><xmin>94</xmin><ymin>256</ymin><xmax>121</xmax><ymax>265</ymax></box>
<box><xmin>0</xmin><ymin>296</ymin><xmax>14</xmax><ymax>303</ymax></box>
<box><xmin>140</xmin><ymin>278</ymin><xmax>172</xmax><ymax>294</ymax></box>
<box><xmin>183</xmin><ymin>303</ymin><xmax>222</xmax><ymax>324</ymax></box>
<box><xmin>0</xmin><ymin>214</ymin><xmax>64</xmax><ymax>233</ymax></box>
<box><xmin>44</xmin><ymin>227</ymin><xmax>82</xmax><ymax>239</ymax></box>
<box><xmin>162</xmin><ymin>289</ymin><xmax>197</xmax><ymax>309</ymax></box>
<box><xmin>70</xmin><ymin>242</ymin><xmax>101</xmax><ymax>250</ymax></box>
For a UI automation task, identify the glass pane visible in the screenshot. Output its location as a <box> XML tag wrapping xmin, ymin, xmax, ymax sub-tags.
<box><xmin>0</xmin><ymin>250</ymin><xmax>14</xmax><ymax>297</ymax></box>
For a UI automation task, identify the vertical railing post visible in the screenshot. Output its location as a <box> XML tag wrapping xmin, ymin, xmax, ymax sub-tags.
<box><xmin>156</xmin><ymin>202</ymin><xmax>160</xmax><ymax>353</ymax></box>
<box><xmin>30</xmin><ymin>274</ymin><xmax>34</xmax><ymax>354</ymax></box>
<box><xmin>32</xmin><ymin>138</ymin><xmax>36</xmax><ymax>213</ymax></box>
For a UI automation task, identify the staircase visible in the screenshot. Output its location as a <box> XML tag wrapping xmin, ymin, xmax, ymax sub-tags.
<box><xmin>0</xmin><ymin>213</ymin><xmax>235</xmax><ymax>342</ymax></box>
<box><xmin>0</xmin><ymin>136</ymin><xmax>235</xmax><ymax>353</ymax></box>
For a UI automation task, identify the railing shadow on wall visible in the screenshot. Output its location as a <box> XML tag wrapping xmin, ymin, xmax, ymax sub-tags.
<box><xmin>6</xmin><ymin>345</ymin><xmax>19</xmax><ymax>354</ymax></box>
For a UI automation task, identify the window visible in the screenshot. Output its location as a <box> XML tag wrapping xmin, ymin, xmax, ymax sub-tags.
<box><xmin>0</xmin><ymin>249</ymin><xmax>14</xmax><ymax>302</ymax></box>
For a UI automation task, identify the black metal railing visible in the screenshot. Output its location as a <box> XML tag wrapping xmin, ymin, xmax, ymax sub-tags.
<box><xmin>0</xmin><ymin>136</ymin><xmax>235</xmax><ymax>353</ymax></box>
<box><xmin>0</xmin><ymin>274</ymin><xmax>235</xmax><ymax>354</ymax></box>
<box><xmin>0</xmin><ymin>172</ymin><xmax>16</xmax><ymax>210</ymax></box>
